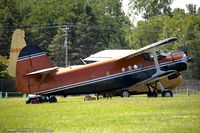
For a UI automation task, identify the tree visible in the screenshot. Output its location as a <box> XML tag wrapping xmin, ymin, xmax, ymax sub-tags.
<box><xmin>89</xmin><ymin>0</ymin><xmax>131</xmax><ymax>49</ymax></box>
<box><xmin>127</xmin><ymin>7</ymin><xmax>200</xmax><ymax>79</ymax></box>
<box><xmin>0</xmin><ymin>0</ymin><xmax>131</xmax><ymax>67</ymax></box>
<box><xmin>129</xmin><ymin>0</ymin><xmax>173</xmax><ymax>19</ymax></box>
<box><xmin>186</xmin><ymin>4</ymin><xmax>197</xmax><ymax>15</ymax></box>
<box><xmin>0</xmin><ymin>56</ymin><xmax>10</xmax><ymax>79</ymax></box>
<box><xmin>0</xmin><ymin>0</ymin><xmax>21</xmax><ymax>56</ymax></box>
<box><xmin>184</xmin><ymin>15</ymin><xmax>200</xmax><ymax>79</ymax></box>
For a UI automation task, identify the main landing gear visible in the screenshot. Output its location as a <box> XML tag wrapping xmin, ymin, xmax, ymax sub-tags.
<box><xmin>26</xmin><ymin>95</ymin><xmax>57</xmax><ymax>104</ymax></box>
<box><xmin>147</xmin><ymin>81</ymin><xmax>173</xmax><ymax>97</ymax></box>
<box><xmin>120</xmin><ymin>89</ymin><xmax>130</xmax><ymax>97</ymax></box>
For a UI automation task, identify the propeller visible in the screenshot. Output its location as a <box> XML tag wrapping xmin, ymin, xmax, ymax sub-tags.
<box><xmin>182</xmin><ymin>35</ymin><xmax>192</xmax><ymax>62</ymax></box>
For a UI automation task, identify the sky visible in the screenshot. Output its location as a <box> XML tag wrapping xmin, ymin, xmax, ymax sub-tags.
<box><xmin>171</xmin><ymin>0</ymin><xmax>200</xmax><ymax>10</ymax></box>
<box><xmin>122</xmin><ymin>0</ymin><xmax>200</xmax><ymax>23</ymax></box>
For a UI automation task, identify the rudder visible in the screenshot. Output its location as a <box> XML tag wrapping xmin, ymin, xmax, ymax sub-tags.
<box><xmin>8</xmin><ymin>29</ymin><xmax>26</xmax><ymax>77</ymax></box>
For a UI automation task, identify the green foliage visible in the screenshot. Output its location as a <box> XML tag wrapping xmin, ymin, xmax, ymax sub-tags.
<box><xmin>0</xmin><ymin>55</ymin><xmax>11</xmax><ymax>79</ymax></box>
<box><xmin>186</xmin><ymin>4</ymin><xmax>198</xmax><ymax>15</ymax></box>
<box><xmin>185</xmin><ymin>15</ymin><xmax>200</xmax><ymax>79</ymax></box>
<box><xmin>0</xmin><ymin>95</ymin><xmax>200</xmax><ymax>132</ymax></box>
<box><xmin>129</xmin><ymin>0</ymin><xmax>173</xmax><ymax>19</ymax></box>
<box><xmin>128</xmin><ymin>6</ymin><xmax>200</xmax><ymax>79</ymax></box>
<box><xmin>0</xmin><ymin>0</ymin><xmax>21</xmax><ymax>56</ymax></box>
<box><xmin>0</xmin><ymin>0</ymin><xmax>131</xmax><ymax>67</ymax></box>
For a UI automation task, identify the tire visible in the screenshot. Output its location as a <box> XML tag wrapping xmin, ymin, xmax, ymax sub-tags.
<box><xmin>147</xmin><ymin>92</ymin><xmax>151</xmax><ymax>97</ymax></box>
<box><xmin>38</xmin><ymin>97</ymin><xmax>44</xmax><ymax>103</ymax></box>
<box><xmin>26</xmin><ymin>98</ymin><xmax>31</xmax><ymax>104</ymax></box>
<box><xmin>153</xmin><ymin>90</ymin><xmax>158</xmax><ymax>97</ymax></box>
<box><xmin>31</xmin><ymin>98</ymin><xmax>38</xmax><ymax>104</ymax></box>
<box><xmin>162</xmin><ymin>90</ymin><xmax>173</xmax><ymax>97</ymax></box>
<box><xmin>42</xmin><ymin>96</ymin><xmax>49</xmax><ymax>103</ymax></box>
<box><xmin>121</xmin><ymin>90</ymin><xmax>130</xmax><ymax>97</ymax></box>
<box><xmin>49</xmin><ymin>96</ymin><xmax>57</xmax><ymax>103</ymax></box>
<box><xmin>147</xmin><ymin>90</ymin><xmax>158</xmax><ymax>97</ymax></box>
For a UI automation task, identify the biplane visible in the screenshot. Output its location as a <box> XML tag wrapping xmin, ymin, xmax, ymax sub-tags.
<box><xmin>16</xmin><ymin>37</ymin><xmax>189</xmax><ymax>103</ymax></box>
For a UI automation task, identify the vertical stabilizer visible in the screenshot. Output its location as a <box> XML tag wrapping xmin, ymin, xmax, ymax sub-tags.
<box><xmin>16</xmin><ymin>45</ymin><xmax>54</xmax><ymax>94</ymax></box>
<box><xmin>8</xmin><ymin>29</ymin><xmax>26</xmax><ymax>77</ymax></box>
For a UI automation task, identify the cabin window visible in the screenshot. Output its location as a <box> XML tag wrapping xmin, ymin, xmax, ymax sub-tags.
<box><xmin>106</xmin><ymin>71</ymin><xmax>110</xmax><ymax>76</ymax></box>
<box><xmin>121</xmin><ymin>67</ymin><xmax>125</xmax><ymax>72</ymax></box>
<box><xmin>143</xmin><ymin>50</ymin><xmax>166</xmax><ymax>61</ymax></box>
<box><xmin>133</xmin><ymin>65</ymin><xmax>138</xmax><ymax>69</ymax></box>
<box><xmin>128</xmin><ymin>66</ymin><xmax>132</xmax><ymax>71</ymax></box>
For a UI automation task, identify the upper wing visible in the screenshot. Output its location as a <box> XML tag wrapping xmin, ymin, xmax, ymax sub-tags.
<box><xmin>84</xmin><ymin>37</ymin><xmax>177</xmax><ymax>62</ymax></box>
<box><xmin>84</xmin><ymin>50</ymin><xmax>136</xmax><ymax>62</ymax></box>
<box><xmin>117</xmin><ymin>37</ymin><xmax>177</xmax><ymax>60</ymax></box>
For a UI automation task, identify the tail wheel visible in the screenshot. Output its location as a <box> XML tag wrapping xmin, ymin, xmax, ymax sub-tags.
<box><xmin>121</xmin><ymin>90</ymin><xmax>130</xmax><ymax>97</ymax></box>
<box><xmin>162</xmin><ymin>90</ymin><xmax>173</xmax><ymax>97</ymax></box>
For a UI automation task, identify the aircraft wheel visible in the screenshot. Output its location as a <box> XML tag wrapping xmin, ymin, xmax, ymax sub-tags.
<box><xmin>162</xmin><ymin>90</ymin><xmax>173</xmax><ymax>97</ymax></box>
<box><xmin>31</xmin><ymin>98</ymin><xmax>39</xmax><ymax>104</ymax></box>
<box><xmin>147</xmin><ymin>90</ymin><xmax>158</xmax><ymax>97</ymax></box>
<box><xmin>152</xmin><ymin>90</ymin><xmax>158</xmax><ymax>97</ymax></box>
<box><xmin>42</xmin><ymin>96</ymin><xmax>49</xmax><ymax>103</ymax></box>
<box><xmin>153</xmin><ymin>90</ymin><xmax>158</xmax><ymax>97</ymax></box>
<box><xmin>147</xmin><ymin>92</ymin><xmax>151</xmax><ymax>97</ymax></box>
<box><xmin>26</xmin><ymin>98</ymin><xmax>31</xmax><ymax>104</ymax></box>
<box><xmin>37</xmin><ymin>97</ymin><xmax>44</xmax><ymax>103</ymax></box>
<box><xmin>49</xmin><ymin>96</ymin><xmax>57</xmax><ymax>103</ymax></box>
<box><xmin>121</xmin><ymin>90</ymin><xmax>130</xmax><ymax>97</ymax></box>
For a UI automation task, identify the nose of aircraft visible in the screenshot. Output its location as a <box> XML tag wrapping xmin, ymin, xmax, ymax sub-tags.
<box><xmin>183</xmin><ymin>52</ymin><xmax>192</xmax><ymax>63</ymax></box>
<box><xmin>182</xmin><ymin>53</ymin><xmax>192</xmax><ymax>63</ymax></box>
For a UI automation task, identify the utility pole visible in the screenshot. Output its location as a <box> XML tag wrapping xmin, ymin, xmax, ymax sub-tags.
<box><xmin>63</xmin><ymin>25</ymin><xmax>69</xmax><ymax>66</ymax></box>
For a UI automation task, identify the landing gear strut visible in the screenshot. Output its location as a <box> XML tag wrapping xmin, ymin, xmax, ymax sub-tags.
<box><xmin>147</xmin><ymin>84</ymin><xmax>158</xmax><ymax>97</ymax></box>
<box><xmin>147</xmin><ymin>81</ymin><xmax>173</xmax><ymax>97</ymax></box>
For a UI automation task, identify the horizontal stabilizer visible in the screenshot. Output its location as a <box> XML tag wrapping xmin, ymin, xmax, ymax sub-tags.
<box><xmin>26</xmin><ymin>67</ymin><xmax>58</xmax><ymax>76</ymax></box>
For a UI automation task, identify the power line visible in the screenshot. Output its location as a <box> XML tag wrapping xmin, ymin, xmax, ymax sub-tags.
<box><xmin>0</xmin><ymin>22</ymin><xmax>131</xmax><ymax>32</ymax></box>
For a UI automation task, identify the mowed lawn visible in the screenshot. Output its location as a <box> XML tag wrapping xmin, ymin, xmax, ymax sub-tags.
<box><xmin>0</xmin><ymin>94</ymin><xmax>200</xmax><ymax>133</ymax></box>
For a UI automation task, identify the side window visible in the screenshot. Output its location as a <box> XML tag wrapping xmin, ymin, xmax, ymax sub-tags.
<box><xmin>157</xmin><ymin>50</ymin><xmax>166</xmax><ymax>60</ymax></box>
<box><xmin>143</xmin><ymin>53</ymin><xmax>153</xmax><ymax>61</ymax></box>
<box><xmin>143</xmin><ymin>51</ymin><xmax>166</xmax><ymax>61</ymax></box>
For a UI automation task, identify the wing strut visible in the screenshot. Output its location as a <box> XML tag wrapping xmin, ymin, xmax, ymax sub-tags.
<box><xmin>149</xmin><ymin>49</ymin><xmax>175</xmax><ymax>97</ymax></box>
<box><xmin>151</xmin><ymin>49</ymin><xmax>164</xmax><ymax>77</ymax></box>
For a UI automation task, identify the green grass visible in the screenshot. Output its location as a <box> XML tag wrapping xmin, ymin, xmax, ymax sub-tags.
<box><xmin>0</xmin><ymin>95</ymin><xmax>200</xmax><ymax>133</ymax></box>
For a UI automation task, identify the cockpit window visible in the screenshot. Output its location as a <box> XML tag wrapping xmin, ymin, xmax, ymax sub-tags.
<box><xmin>143</xmin><ymin>50</ymin><xmax>166</xmax><ymax>61</ymax></box>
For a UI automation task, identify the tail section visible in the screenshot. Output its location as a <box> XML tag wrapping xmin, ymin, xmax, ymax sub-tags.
<box><xmin>16</xmin><ymin>45</ymin><xmax>55</xmax><ymax>94</ymax></box>
<box><xmin>8</xmin><ymin>29</ymin><xmax>26</xmax><ymax>77</ymax></box>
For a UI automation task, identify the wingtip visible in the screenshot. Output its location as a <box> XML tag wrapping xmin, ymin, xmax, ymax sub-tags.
<box><xmin>169</xmin><ymin>37</ymin><xmax>178</xmax><ymax>41</ymax></box>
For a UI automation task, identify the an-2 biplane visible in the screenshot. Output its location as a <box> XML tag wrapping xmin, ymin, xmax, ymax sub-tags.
<box><xmin>16</xmin><ymin>37</ymin><xmax>189</xmax><ymax>103</ymax></box>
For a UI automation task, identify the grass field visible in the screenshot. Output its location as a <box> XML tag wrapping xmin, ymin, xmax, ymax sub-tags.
<box><xmin>0</xmin><ymin>94</ymin><xmax>200</xmax><ymax>133</ymax></box>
